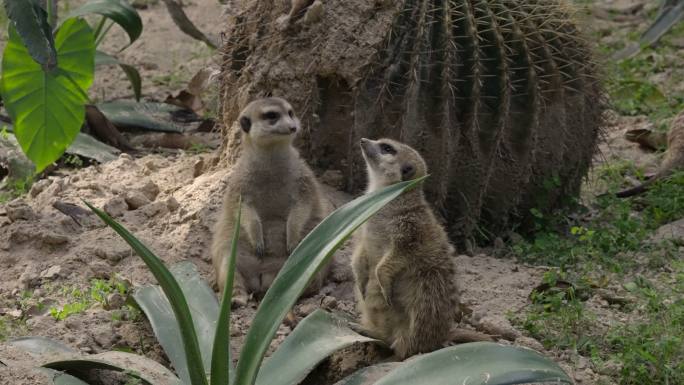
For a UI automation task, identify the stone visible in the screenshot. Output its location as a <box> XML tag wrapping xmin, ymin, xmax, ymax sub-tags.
<box><xmin>166</xmin><ymin>197</ymin><xmax>180</xmax><ymax>212</ymax></box>
<box><xmin>140</xmin><ymin>201</ymin><xmax>168</xmax><ymax>218</ymax></box>
<box><xmin>652</xmin><ymin>218</ymin><xmax>684</xmax><ymax>245</ymax></box>
<box><xmin>124</xmin><ymin>191</ymin><xmax>150</xmax><ymax>210</ymax></box>
<box><xmin>105</xmin><ymin>293</ymin><xmax>125</xmax><ymax>310</ymax></box>
<box><xmin>41</xmin><ymin>232</ymin><xmax>69</xmax><ymax>246</ymax></box>
<box><xmin>40</xmin><ymin>265</ymin><xmax>62</xmax><ymax>279</ymax></box>
<box><xmin>103</xmin><ymin>196</ymin><xmax>128</xmax><ymax>217</ymax></box>
<box><xmin>139</xmin><ymin>180</ymin><xmax>160</xmax><ymax>201</ymax></box>
<box><xmin>19</xmin><ymin>263</ymin><xmax>41</xmax><ymax>289</ymax></box>
<box><xmin>29</xmin><ymin>179</ymin><xmax>52</xmax><ymax>197</ymax></box>
<box><xmin>6</xmin><ymin>201</ymin><xmax>35</xmax><ymax>221</ymax></box>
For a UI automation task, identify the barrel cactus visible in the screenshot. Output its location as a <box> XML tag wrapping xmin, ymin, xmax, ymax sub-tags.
<box><xmin>218</xmin><ymin>0</ymin><xmax>605</xmax><ymax>243</ymax></box>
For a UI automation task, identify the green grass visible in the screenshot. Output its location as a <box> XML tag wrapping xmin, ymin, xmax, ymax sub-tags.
<box><xmin>510</xmin><ymin>165</ymin><xmax>684</xmax><ymax>384</ymax></box>
<box><xmin>48</xmin><ymin>277</ymin><xmax>137</xmax><ymax>321</ymax></box>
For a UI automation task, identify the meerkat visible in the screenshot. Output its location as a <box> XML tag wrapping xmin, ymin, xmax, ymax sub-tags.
<box><xmin>351</xmin><ymin>138</ymin><xmax>461</xmax><ymax>359</ymax></box>
<box><xmin>211</xmin><ymin>97</ymin><xmax>331</xmax><ymax>306</ymax></box>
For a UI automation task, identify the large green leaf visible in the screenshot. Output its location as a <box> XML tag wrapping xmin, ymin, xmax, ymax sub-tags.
<box><xmin>211</xmin><ymin>198</ymin><xmax>241</xmax><ymax>385</ymax></box>
<box><xmin>0</xmin><ymin>18</ymin><xmax>94</xmax><ymax>172</ymax></box>
<box><xmin>374</xmin><ymin>342</ymin><xmax>572</xmax><ymax>385</ymax></box>
<box><xmin>65</xmin><ymin>0</ymin><xmax>143</xmax><ymax>46</ymax></box>
<box><xmin>234</xmin><ymin>177</ymin><xmax>426</xmax><ymax>385</ymax></box>
<box><xmin>332</xmin><ymin>364</ymin><xmax>400</xmax><ymax>385</ymax></box>
<box><xmin>95</xmin><ymin>50</ymin><xmax>142</xmax><ymax>101</ymax></box>
<box><xmin>43</xmin><ymin>351</ymin><xmax>182</xmax><ymax>385</ymax></box>
<box><xmin>85</xmin><ymin>202</ymin><xmax>209</xmax><ymax>385</ymax></box>
<box><xmin>35</xmin><ymin>368</ymin><xmax>91</xmax><ymax>385</ymax></box>
<box><xmin>2</xmin><ymin>0</ymin><xmax>57</xmax><ymax>69</ymax></box>
<box><xmin>132</xmin><ymin>261</ymin><xmax>220</xmax><ymax>384</ymax></box>
<box><xmin>8</xmin><ymin>337</ymin><xmax>78</xmax><ymax>357</ymax></box>
<box><xmin>257</xmin><ymin>310</ymin><xmax>379</xmax><ymax>385</ymax></box>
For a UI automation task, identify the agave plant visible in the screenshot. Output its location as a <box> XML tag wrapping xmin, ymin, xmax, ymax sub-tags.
<box><xmin>0</xmin><ymin>178</ymin><xmax>573</xmax><ymax>385</ymax></box>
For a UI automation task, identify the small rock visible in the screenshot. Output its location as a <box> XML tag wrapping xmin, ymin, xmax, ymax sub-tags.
<box><xmin>88</xmin><ymin>261</ymin><xmax>112</xmax><ymax>279</ymax></box>
<box><xmin>652</xmin><ymin>218</ymin><xmax>684</xmax><ymax>245</ymax></box>
<box><xmin>41</xmin><ymin>232</ymin><xmax>69</xmax><ymax>246</ymax></box>
<box><xmin>297</xmin><ymin>303</ymin><xmax>318</xmax><ymax>317</ymax></box>
<box><xmin>598</xmin><ymin>359</ymin><xmax>622</xmax><ymax>376</ymax></box>
<box><xmin>103</xmin><ymin>196</ymin><xmax>128</xmax><ymax>217</ymax></box>
<box><xmin>514</xmin><ymin>336</ymin><xmax>545</xmax><ymax>352</ymax></box>
<box><xmin>19</xmin><ymin>263</ymin><xmax>41</xmax><ymax>289</ymax></box>
<box><xmin>105</xmin><ymin>293</ymin><xmax>125</xmax><ymax>310</ymax></box>
<box><xmin>7</xmin><ymin>309</ymin><xmax>22</xmax><ymax>318</ymax></box>
<box><xmin>40</xmin><ymin>265</ymin><xmax>62</xmax><ymax>279</ymax></box>
<box><xmin>140</xmin><ymin>201</ymin><xmax>168</xmax><ymax>218</ymax></box>
<box><xmin>320</xmin><ymin>169</ymin><xmax>345</xmax><ymax>188</ymax></box>
<box><xmin>166</xmin><ymin>197</ymin><xmax>180</xmax><ymax>212</ymax></box>
<box><xmin>124</xmin><ymin>191</ymin><xmax>150</xmax><ymax>210</ymax></box>
<box><xmin>139</xmin><ymin>180</ymin><xmax>160</xmax><ymax>201</ymax></box>
<box><xmin>29</xmin><ymin>179</ymin><xmax>52</xmax><ymax>197</ymax></box>
<box><xmin>321</xmin><ymin>296</ymin><xmax>337</xmax><ymax>310</ymax></box>
<box><xmin>119</xmin><ymin>153</ymin><xmax>133</xmax><ymax>161</ymax></box>
<box><xmin>193</xmin><ymin>158</ymin><xmax>205</xmax><ymax>178</ymax></box>
<box><xmin>6</xmin><ymin>201</ymin><xmax>35</xmax><ymax>221</ymax></box>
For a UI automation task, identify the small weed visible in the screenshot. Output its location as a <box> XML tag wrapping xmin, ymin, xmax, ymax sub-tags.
<box><xmin>187</xmin><ymin>142</ymin><xmax>212</xmax><ymax>154</ymax></box>
<box><xmin>49</xmin><ymin>277</ymin><xmax>132</xmax><ymax>321</ymax></box>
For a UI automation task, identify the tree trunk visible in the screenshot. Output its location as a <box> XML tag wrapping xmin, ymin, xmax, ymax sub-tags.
<box><xmin>218</xmin><ymin>0</ymin><xmax>606</xmax><ymax>243</ymax></box>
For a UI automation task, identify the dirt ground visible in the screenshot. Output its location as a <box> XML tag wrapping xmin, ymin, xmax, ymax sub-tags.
<box><xmin>0</xmin><ymin>0</ymin><xmax>681</xmax><ymax>384</ymax></box>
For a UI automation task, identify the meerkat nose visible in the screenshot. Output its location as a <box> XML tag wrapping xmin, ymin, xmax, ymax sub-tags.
<box><xmin>289</xmin><ymin>126</ymin><xmax>297</xmax><ymax>133</ymax></box>
<box><xmin>360</xmin><ymin>138</ymin><xmax>369</xmax><ymax>144</ymax></box>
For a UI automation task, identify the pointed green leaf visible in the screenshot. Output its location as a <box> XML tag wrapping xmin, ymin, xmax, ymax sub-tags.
<box><xmin>234</xmin><ymin>177</ymin><xmax>426</xmax><ymax>385</ymax></box>
<box><xmin>0</xmin><ymin>18</ymin><xmax>94</xmax><ymax>171</ymax></box>
<box><xmin>65</xmin><ymin>0</ymin><xmax>143</xmax><ymax>46</ymax></box>
<box><xmin>43</xmin><ymin>351</ymin><xmax>182</xmax><ymax>385</ymax></box>
<box><xmin>256</xmin><ymin>310</ymin><xmax>379</xmax><ymax>385</ymax></box>
<box><xmin>85</xmin><ymin>202</ymin><xmax>209</xmax><ymax>385</ymax></box>
<box><xmin>332</xmin><ymin>363</ymin><xmax>400</xmax><ymax>385</ymax></box>
<box><xmin>374</xmin><ymin>342</ymin><xmax>572</xmax><ymax>385</ymax></box>
<box><xmin>97</xmin><ymin>101</ymin><xmax>191</xmax><ymax>133</ymax></box>
<box><xmin>35</xmin><ymin>368</ymin><xmax>91</xmax><ymax>385</ymax></box>
<box><xmin>133</xmin><ymin>262</ymin><xmax>221</xmax><ymax>384</ymax></box>
<box><xmin>211</xmin><ymin>198</ymin><xmax>241</xmax><ymax>385</ymax></box>
<box><xmin>95</xmin><ymin>50</ymin><xmax>142</xmax><ymax>101</ymax></box>
<box><xmin>2</xmin><ymin>0</ymin><xmax>57</xmax><ymax>69</ymax></box>
<box><xmin>8</xmin><ymin>337</ymin><xmax>79</xmax><ymax>357</ymax></box>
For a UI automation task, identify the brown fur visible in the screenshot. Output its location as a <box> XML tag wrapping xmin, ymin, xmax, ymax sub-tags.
<box><xmin>351</xmin><ymin>138</ymin><xmax>461</xmax><ymax>359</ymax></box>
<box><xmin>211</xmin><ymin>97</ymin><xmax>330</xmax><ymax>306</ymax></box>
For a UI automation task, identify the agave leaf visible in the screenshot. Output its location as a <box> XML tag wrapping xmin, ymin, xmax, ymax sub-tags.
<box><xmin>133</xmin><ymin>262</ymin><xmax>221</xmax><ymax>384</ymax></box>
<box><xmin>332</xmin><ymin>363</ymin><xmax>401</xmax><ymax>385</ymax></box>
<box><xmin>210</xmin><ymin>198</ymin><xmax>241</xmax><ymax>385</ymax></box>
<box><xmin>614</xmin><ymin>1</ymin><xmax>684</xmax><ymax>59</ymax></box>
<box><xmin>95</xmin><ymin>50</ymin><xmax>142</xmax><ymax>101</ymax></box>
<box><xmin>43</xmin><ymin>351</ymin><xmax>182</xmax><ymax>385</ymax></box>
<box><xmin>35</xmin><ymin>367</ymin><xmax>92</xmax><ymax>385</ymax></box>
<box><xmin>256</xmin><ymin>309</ymin><xmax>379</xmax><ymax>385</ymax></box>
<box><xmin>64</xmin><ymin>0</ymin><xmax>143</xmax><ymax>46</ymax></box>
<box><xmin>8</xmin><ymin>337</ymin><xmax>79</xmax><ymax>357</ymax></box>
<box><xmin>234</xmin><ymin>177</ymin><xmax>426</xmax><ymax>385</ymax></box>
<box><xmin>85</xmin><ymin>202</ymin><xmax>209</xmax><ymax>385</ymax></box>
<box><xmin>96</xmin><ymin>101</ymin><xmax>192</xmax><ymax>133</ymax></box>
<box><xmin>2</xmin><ymin>0</ymin><xmax>57</xmax><ymax>69</ymax></box>
<box><xmin>374</xmin><ymin>342</ymin><xmax>572</xmax><ymax>385</ymax></box>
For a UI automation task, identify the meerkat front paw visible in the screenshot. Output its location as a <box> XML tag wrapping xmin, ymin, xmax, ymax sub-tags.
<box><xmin>231</xmin><ymin>289</ymin><xmax>249</xmax><ymax>308</ymax></box>
<box><xmin>378</xmin><ymin>283</ymin><xmax>393</xmax><ymax>307</ymax></box>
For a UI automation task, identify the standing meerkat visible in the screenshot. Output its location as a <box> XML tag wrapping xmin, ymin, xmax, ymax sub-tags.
<box><xmin>211</xmin><ymin>97</ymin><xmax>330</xmax><ymax>306</ymax></box>
<box><xmin>352</xmin><ymin>138</ymin><xmax>460</xmax><ymax>359</ymax></box>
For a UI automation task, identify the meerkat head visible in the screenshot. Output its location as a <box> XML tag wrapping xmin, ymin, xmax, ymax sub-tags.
<box><xmin>238</xmin><ymin>97</ymin><xmax>300</xmax><ymax>147</ymax></box>
<box><xmin>359</xmin><ymin>138</ymin><xmax>427</xmax><ymax>191</ymax></box>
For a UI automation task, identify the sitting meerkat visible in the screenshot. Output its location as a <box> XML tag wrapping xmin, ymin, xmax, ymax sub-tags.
<box><xmin>352</xmin><ymin>138</ymin><xmax>461</xmax><ymax>359</ymax></box>
<box><xmin>211</xmin><ymin>97</ymin><xmax>330</xmax><ymax>306</ymax></box>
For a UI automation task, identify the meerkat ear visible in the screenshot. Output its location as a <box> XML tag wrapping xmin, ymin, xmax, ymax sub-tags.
<box><xmin>239</xmin><ymin>116</ymin><xmax>251</xmax><ymax>133</ymax></box>
<box><xmin>401</xmin><ymin>164</ymin><xmax>415</xmax><ymax>180</ymax></box>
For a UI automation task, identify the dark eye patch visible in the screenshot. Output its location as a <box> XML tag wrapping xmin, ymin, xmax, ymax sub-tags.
<box><xmin>239</xmin><ymin>116</ymin><xmax>251</xmax><ymax>133</ymax></box>
<box><xmin>288</xmin><ymin>110</ymin><xmax>294</xmax><ymax>118</ymax></box>
<box><xmin>379</xmin><ymin>143</ymin><xmax>396</xmax><ymax>155</ymax></box>
<box><xmin>263</xmin><ymin>111</ymin><xmax>280</xmax><ymax>121</ymax></box>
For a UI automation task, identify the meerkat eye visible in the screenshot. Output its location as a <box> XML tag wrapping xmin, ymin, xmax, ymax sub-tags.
<box><xmin>288</xmin><ymin>110</ymin><xmax>294</xmax><ymax>118</ymax></box>
<box><xmin>263</xmin><ymin>111</ymin><xmax>280</xmax><ymax>121</ymax></box>
<box><xmin>379</xmin><ymin>143</ymin><xmax>396</xmax><ymax>155</ymax></box>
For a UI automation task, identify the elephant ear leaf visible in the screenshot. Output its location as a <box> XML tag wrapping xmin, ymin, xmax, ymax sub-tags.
<box><xmin>0</xmin><ymin>18</ymin><xmax>95</xmax><ymax>172</ymax></box>
<box><xmin>2</xmin><ymin>0</ymin><xmax>57</xmax><ymax>69</ymax></box>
